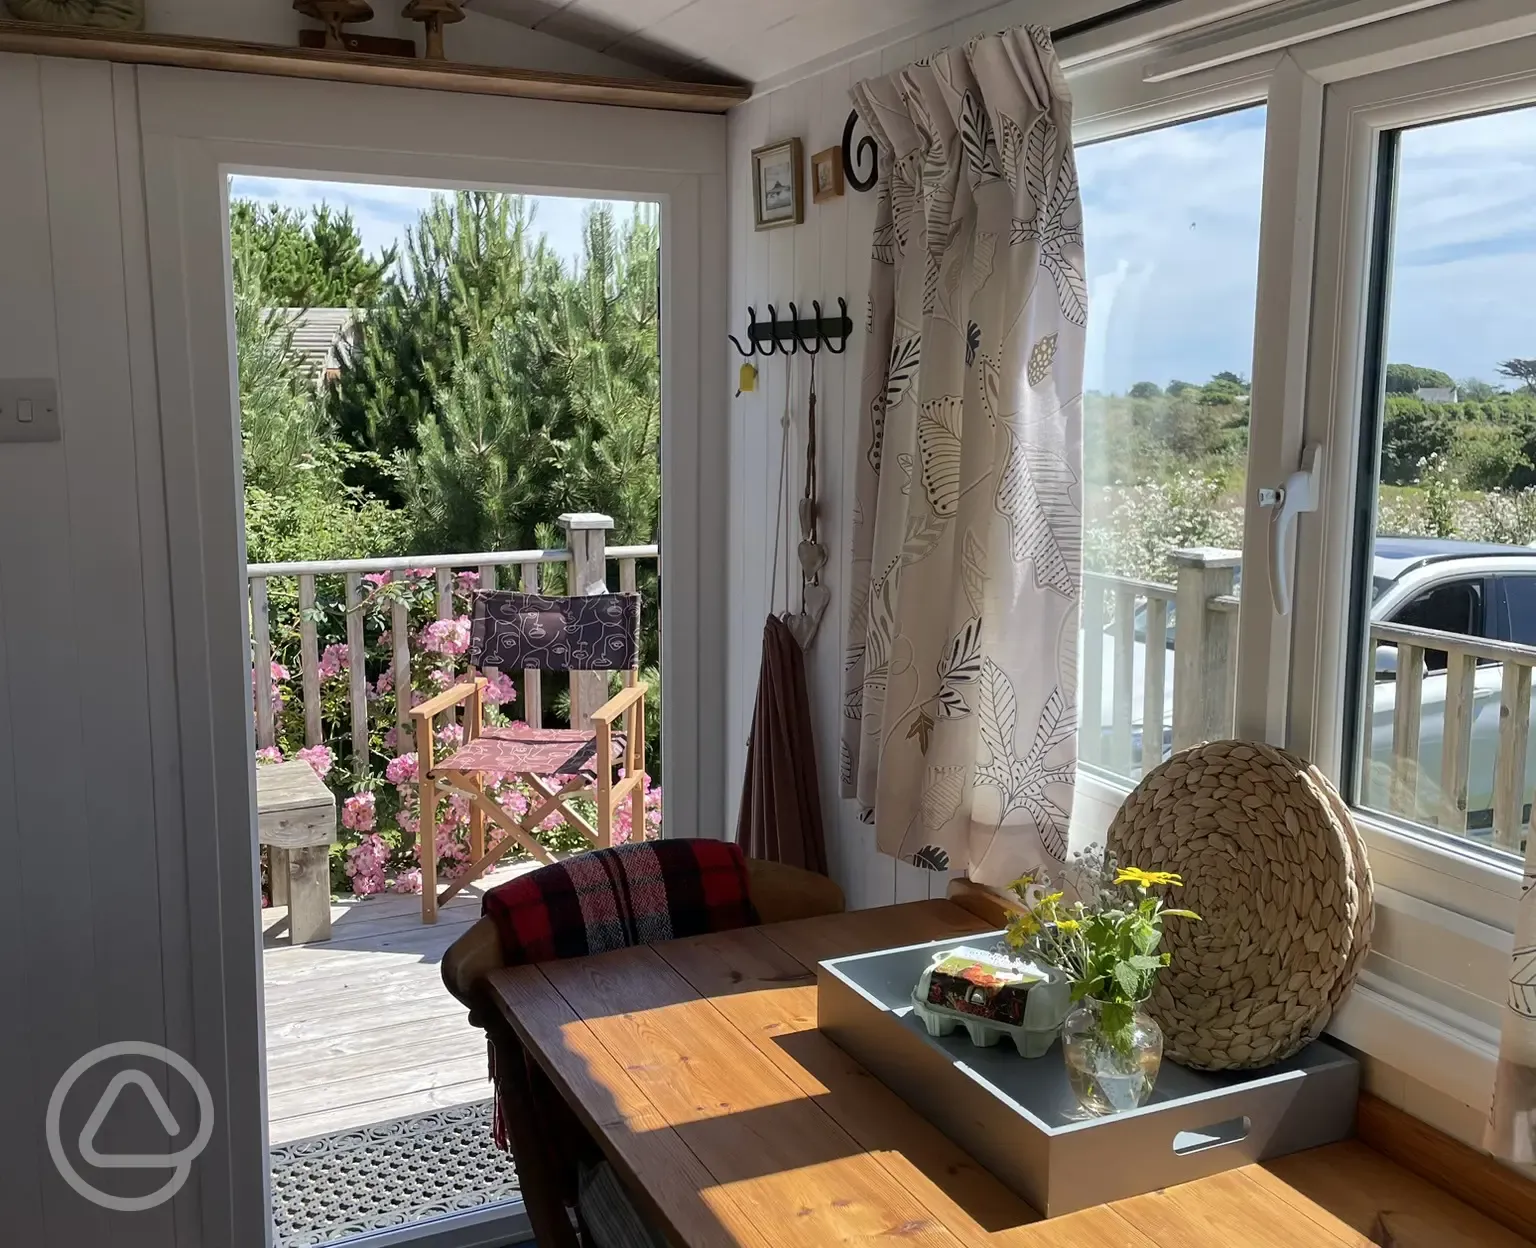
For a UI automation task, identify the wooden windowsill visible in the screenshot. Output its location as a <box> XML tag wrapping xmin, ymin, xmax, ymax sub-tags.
<box><xmin>0</xmin><ymin>20</ymin><xmax>750</xmax><ymax>113</ymax></box>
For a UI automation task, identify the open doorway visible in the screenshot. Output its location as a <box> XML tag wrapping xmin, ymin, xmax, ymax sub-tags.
<box><xmin>232</xmin><ymin>175</ymin><xmax>662</xmax><ymax>1245</ymax></box>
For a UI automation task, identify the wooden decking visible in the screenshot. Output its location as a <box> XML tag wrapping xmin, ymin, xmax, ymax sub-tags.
<box><xmin>261</xmin><ymin>861</ymin><xmax>537</xmax><ymax>1145</ymax></box>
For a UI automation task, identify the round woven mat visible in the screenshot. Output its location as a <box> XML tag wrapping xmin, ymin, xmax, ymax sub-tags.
<box><xmin>1108</xmin><ymin>740</ymin><xmax>1369</xmax><ymax>1070</ymax></box>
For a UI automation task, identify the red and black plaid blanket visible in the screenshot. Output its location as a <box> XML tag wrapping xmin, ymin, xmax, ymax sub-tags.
<box><xmin>483</xmin><ymin>839</ymin><xmax>758</xmax><ymax>966</ymax></box>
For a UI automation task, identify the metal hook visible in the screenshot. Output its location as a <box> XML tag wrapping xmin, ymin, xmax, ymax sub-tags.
<box><xmin>824</xmin><ymin>298</ymin><xmax>851</xmax><ymax>354</ymax></box>
<box><xmin>729</xmin><ymin>306</ymin><xmax>759</xmax><ymax>357</ymax></box>
<box><xmin>786</xmin><ymin>303</ymin><xmax>804</xmax><ymax>355</ymax></box>
<box><xmin>799</xmin><ymin>301</ymin><xmax>824</xmax><ymax>355</ymax></box>
<box><xmin>762</xmin><ymin>305</ymin><xmax>781</xmax><ymax>356</ymax></box>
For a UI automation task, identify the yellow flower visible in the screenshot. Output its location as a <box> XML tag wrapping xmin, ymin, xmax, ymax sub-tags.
<box><xmin>1054</xmin><ymin>918</ymin><xmax>1080</xmax><ymax>932</ymax></box>
<box><xmin>1116</xmin><ymin>867</ymin><xmax>1184</xmax><ymax>889</ymax></box>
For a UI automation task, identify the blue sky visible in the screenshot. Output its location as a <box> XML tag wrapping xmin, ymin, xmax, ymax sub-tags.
<box><xmin>229</xmin><ymin>175</ymin><xmax>644</xmax><ymax>273</ymax></box>
<box><xmin>1078</xmin><ymin>102</ymin><xmax>1536</xmax><ymax>394</ymax></box>
<box><xmin>236</xmin><ymin>101</ymin><xmax>1536</xmax><ymax>394</ymax></box>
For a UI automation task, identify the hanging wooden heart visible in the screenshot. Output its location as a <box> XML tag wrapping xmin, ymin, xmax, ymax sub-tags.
<box><xmin>798</xmin><ymin>497</ymin><xmax>817</xmax><ymax>537</ymax></box>
<box><xmin>784</xmin><ymin>583</ymin><xmax>832</xmax><ymax>650</ymax></box>
<box><xmin>798</xmin><ymin>538</ymin><xmax>828</xmax><ymax>580</ymax></box>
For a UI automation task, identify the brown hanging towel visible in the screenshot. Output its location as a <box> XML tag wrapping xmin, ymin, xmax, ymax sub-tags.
<box><xmin>736</xmin><ymin>613</ymin><xmax>828</xmax><ymax>874</ymax></box>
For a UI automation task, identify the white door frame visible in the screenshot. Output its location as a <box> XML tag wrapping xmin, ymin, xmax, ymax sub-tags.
<box><xmin>135</xmin><ymin>64</ymin><xmax>726</xmax><ymax>1247</ymax></box>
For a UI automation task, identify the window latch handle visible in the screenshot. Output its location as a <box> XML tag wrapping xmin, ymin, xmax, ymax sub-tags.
<box><xmin>1262</xmin><ymin>444</ymin><xmax>1322</xmax><ymax>617</ymax></box>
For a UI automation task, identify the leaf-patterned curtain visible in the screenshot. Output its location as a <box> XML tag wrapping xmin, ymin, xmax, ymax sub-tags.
<box><xmin>840</xmin><ymin>27</ymin><xmax>1084</xmax><ymax>888</ymax></box>
<box><xmin>1488</xmin><ymin>849</ymin><xmax>1536</xmax><ymax>1164</ymax></box>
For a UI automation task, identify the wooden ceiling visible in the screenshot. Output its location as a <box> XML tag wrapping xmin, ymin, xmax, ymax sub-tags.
<box><xmin>472</xmin><ymin>0</ymin><xmax>1015</xmax><ymax>84</ymax></box>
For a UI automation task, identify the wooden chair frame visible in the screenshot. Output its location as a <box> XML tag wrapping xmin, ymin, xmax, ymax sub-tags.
<box><xmin>410</xmin><ymin>672</ymin><xmax>648</xmax><ymax>923</ymax></box>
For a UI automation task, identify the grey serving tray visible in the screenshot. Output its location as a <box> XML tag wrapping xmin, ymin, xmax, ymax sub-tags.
<box><xmin>817</xmin><ymin>932</ymin><xmax>1359</xmax><ymax>1216</ymax></box>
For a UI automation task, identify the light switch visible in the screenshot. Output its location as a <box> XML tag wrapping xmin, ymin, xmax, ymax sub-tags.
<box><xmin>0</xmin><ymin>378</ymin><xmax>60</xmax><ymax>443</ymax></box>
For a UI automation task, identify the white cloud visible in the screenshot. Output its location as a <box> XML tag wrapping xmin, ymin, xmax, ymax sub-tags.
<box><xmin>1076</xmin><ymin>100</ymin><xmax>1536</xmax><ymax>395</ymax></box>
<box><xmin>1078</xmin><ymin>106</ymin><xmax>1266</xmax><ymax>394</ymax></box>
<box><xmin>227</xmin><ymin>176</ymin><xmax>651</xmax><ymax>273</ymax></box>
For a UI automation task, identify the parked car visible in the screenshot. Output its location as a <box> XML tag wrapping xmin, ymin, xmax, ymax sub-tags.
<box><xmin>1098</xmin><ymin>536</ymin><xmax>1536</xmax><ymax>844</ymax></box>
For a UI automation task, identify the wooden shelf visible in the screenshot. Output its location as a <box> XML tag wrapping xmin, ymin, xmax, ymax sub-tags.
<box><xmin>0</xmin><ymin>20</ymin><xmax>750</xmax><ymax>113</ymax></box>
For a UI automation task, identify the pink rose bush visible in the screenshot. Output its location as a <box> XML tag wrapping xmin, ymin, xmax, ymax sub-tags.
<box><xmin>420</xmin><ymin>616</ymin><xmax>471</xmax><ymax>657</ymax></box>
<box><xmin>296</xmin><ymin>744</ymin><xmax>333</xmax><ymax>779</ymax></box>
<box><xmin>255</xmin><ymin>564</ymin><xmax>662</xmax><ymax>902</ymax></box>
<box><xmin>342</xmin><ymin>791</ymin><xmax>376</xmax><ymax>832</ymax></box>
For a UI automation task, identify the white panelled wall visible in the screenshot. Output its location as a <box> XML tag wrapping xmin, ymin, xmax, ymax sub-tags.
<box><xmin>725</xmin><ymin>9</ymin><xmax>1125</xmax><ymax>912</ymax></box>
<box><xmin>0</xmin><ymin>54</ymin><xmax>190</xmax><ymax>1247</ymax></box>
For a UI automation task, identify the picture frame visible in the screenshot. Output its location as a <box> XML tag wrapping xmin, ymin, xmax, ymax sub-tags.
<box><xmin>752</xmin><ymin>138</ymin><xmax>804</xmax><ymax>230</ymax></box>
<box><xmin>811</xmin><ymin>146</ymin><xmax>845</xmax><ymax>203</ymax></box>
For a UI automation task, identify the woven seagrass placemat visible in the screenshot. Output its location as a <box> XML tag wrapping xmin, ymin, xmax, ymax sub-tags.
<box><xmin>1108</xmin><ymin>740</ymin><xmax>1369</xmax><ymax>1070</ymax></box>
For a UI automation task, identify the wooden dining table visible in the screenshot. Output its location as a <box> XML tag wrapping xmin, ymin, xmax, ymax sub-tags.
<box><xmin>486</xmin><ymin>899</ymin><xmax>1528</xmax><ymax>1248</ymax></box>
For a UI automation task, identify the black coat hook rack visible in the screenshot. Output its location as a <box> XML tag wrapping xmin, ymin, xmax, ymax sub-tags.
<box><xmin>729</xmin><ymin>299</ymin><xmax>853</xmax><ymax>357</ymax></box>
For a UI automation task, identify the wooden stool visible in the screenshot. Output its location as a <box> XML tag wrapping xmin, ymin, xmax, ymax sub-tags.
<box><xmin>257</xmin><ymin>761</ymin><xmax>338</xmax><ymax>944</ymax></box>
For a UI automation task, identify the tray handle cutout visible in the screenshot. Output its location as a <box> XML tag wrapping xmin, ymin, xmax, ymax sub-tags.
<box><xmin>1172</xmin><ymin>1115</ymin><xmax>1250</xmax><ymax>1156</ymax></box>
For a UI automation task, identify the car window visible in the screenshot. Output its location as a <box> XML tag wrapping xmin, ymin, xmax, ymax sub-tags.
<box><xmin>1502</xmin><ymin>576</ymin><xmax>1536</xmax><ymax>648</ymax></box>
<box><xmin>1390</xmin><ymin>579</ymin><xmax>1484</xmax><ymax>672</ymax></box>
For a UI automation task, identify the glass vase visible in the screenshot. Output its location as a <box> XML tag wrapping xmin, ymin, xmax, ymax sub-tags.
<box><xmin>1061</xmin><ymin>997</ymin><xmax>1163</xmax><ymax>1115</ymax></box>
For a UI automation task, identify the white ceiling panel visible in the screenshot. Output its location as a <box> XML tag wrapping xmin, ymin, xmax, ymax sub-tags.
<box><xmin>470</xmin><ymin>0</ymin><xmax>1023</xmax><ymax>84</ymax></box>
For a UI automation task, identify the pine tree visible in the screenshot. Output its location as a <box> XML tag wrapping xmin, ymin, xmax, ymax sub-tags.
<box><xmin>231</xmin><ymin>229</ymin><xmax>326</xmax><ymax>493</ymax></box>
<box><xmin>551</xmin><ymin>204</ymin><xmax>662</xmax><ymax>545</ymax></box>
<box><xmin>230</xmin><ymin>200</ymin><xmax>394</xmax><ymax>309</ymax></box>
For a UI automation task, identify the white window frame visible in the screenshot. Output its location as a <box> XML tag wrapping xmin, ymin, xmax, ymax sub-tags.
<box><xmin>1061</xmin><ymin>0</ymin><xmax>1536</xmax><ymax>1114</ymax></box>
<box><xmin>1287</xmin><ymin>30</ymin><xmax>1536</xmax><ymax>935</ymax></box>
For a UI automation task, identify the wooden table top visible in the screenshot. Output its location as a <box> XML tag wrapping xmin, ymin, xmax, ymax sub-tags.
<box><xmin>488</xmin><ymin>900</ymin><xmax>1527</xmax><ymax>1248</ymax></box>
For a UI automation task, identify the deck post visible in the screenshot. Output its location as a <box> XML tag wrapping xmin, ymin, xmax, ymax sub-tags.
<box><xmin>1170</xmin><ymin>548</ymin><xmax>1241</xmax><ymax>753</ymax></box>
<box><xmin>561</xmin><ymin>513</ymin><xmax>614</xmax><ymax>727</ymax></box>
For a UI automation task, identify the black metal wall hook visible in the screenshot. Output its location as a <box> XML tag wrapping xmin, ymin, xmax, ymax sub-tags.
<box><xmin>842</xmin><ymin>110</ymin><xmax>879</xmax><ymax>193</ymax></box>
<box><xmin>731</xmin><ymin>298</ymin><xmax>853</xmax><ymax>357</ymax></box>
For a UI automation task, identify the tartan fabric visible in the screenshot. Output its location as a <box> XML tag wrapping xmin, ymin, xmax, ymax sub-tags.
<box><xmin>482</xmin><ymin>840</ymin><xmax>758</xmax><ymax>966</ymax></box>
<box><xmin>440</xmin><ymin>725</ymin><xmax>624</xmax><ymax>778</ymax></box>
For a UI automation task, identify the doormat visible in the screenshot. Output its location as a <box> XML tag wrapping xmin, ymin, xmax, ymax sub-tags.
<box><xmin>270</xmin><ymin>1100</ymin><xmax>520</xmax><ymax>1247</ymax></box>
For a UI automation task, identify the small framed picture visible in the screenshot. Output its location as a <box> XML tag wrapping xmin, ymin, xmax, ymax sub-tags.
<box><xmin>753</xmin><ymin>138</ymin><xmax>804</xmax><ymax>230</ymax></box>
<box><xmin>811</xmin><ymin>146</ymin><xmax>844</xmax><ymax>203</ymax></box>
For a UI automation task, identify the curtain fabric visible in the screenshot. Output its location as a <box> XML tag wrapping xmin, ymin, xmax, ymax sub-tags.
<box><xmin>840</xmin><ymin>27</ymin><xmax>1084</xmax><ymax>888</ymax></box>
<box><xmin>1489</xmin><ymin>856</ymin><xmax>1536</xmax><ymax>1164</ymax></box>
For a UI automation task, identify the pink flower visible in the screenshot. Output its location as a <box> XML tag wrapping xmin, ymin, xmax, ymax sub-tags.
<box><xmin>428</xmin><ymin>667</ymin><xmax>454</xmax><ymax>690</ymax></box>
<box><xmin>392</xmin><ymin>869</ymin><xmax>423</xmax><ymax>895</ymax></box>
<box><xmin>255</xmin><ymin>746</ymin><xmax>284</xmax><ymax>765</ymax></box>
<box><xmin>436</xmin><ymin>723</ymin><xmax>463</xmax><ymax>751</ymax></box>
<box><xmin>252</xmin><ymin>662</ymin><xmax>288</xmax><ymax>715</ymax></box>
<box><xmin>318</xmin><ymin>643</ymin><xmax>350</xmax><ymax>680</ymax></box>
<box><xmin>364</xmin><ymin>572</ymin><xmax>393</xmax><ymax>588</ymax></box>
<box><xmin>342</xmin><ymin>791</ymin><xmax>377</xmax><ymax>832</ymax></box>
<box><xmin>482</xmin><ymin>671</ymin><xmax>517</xmax><ymax>706</ymax></box>
<box><xmin>386</xmin><ymin>753</ymin><xmax>419</xmax><ymax>785</ymax></box>
<box><xmin>456</xmin><ymin>570</ymin><xmax>480</xmax><ymax>587</ymax></box>
<box><xmin>374</xmin><ymin>667</ymin><xmax>394</xmax><ymax>697</ymax></box>
<box><xmin>296</xmin><ymin>744</ymin><xmax>333</xmax><ymax>779</ymax></box>
<box><xmin>344</xmin><ymin>833</ymin><xmax>389</xmax><ymax>896</ymax></box>
<box><xmin>419</xmin><ymin>616</ymin><xmax>471</xmax><ymax>657</ymax></box>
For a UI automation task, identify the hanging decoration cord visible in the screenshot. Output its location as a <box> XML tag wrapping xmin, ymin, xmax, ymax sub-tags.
<box><xmin>768</xmin><ymin>353</ymin><xmax>795</xmax><ymax>615</ymax></box>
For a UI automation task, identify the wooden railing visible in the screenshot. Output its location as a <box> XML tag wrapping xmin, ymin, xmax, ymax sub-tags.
<box><xmin>247</xmin><ymin>512</ymin><xmax>658</xmax><ymax>776</ymax></box>
<box><xmin>1368</xmin><ymin>621</ymin><xmax>1536</xmax><ymax>849</ymax></box>
<box><xmin>1084</xmin><ymin>548</ymin><xmax>1536</xmax><ymax>852</ymax></box>
<box><xmin>1081</xmin><ymin>548</ymin><xmax>1241</xmax><ymax>778</ymax></box>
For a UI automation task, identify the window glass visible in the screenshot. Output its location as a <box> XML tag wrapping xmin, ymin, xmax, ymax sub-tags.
<box><xmin>1504</xmin><ymin>577</ymin><xmax>1536</xmax><ymax>647</ymax></box>
<box><xmin>1353</xmin><ymin>106</ymin><xmax>1536</xmax><ymax>856</ymax></box>
<box><xmin>1389</xmin><ymin>580</ymin><xmax>1484</xmax><ymax>671</ymax></box>
<box><xmin>1076</xmin><ymin>106</ymin><xmax>1266</xmax><ymax>781</ymax></box>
